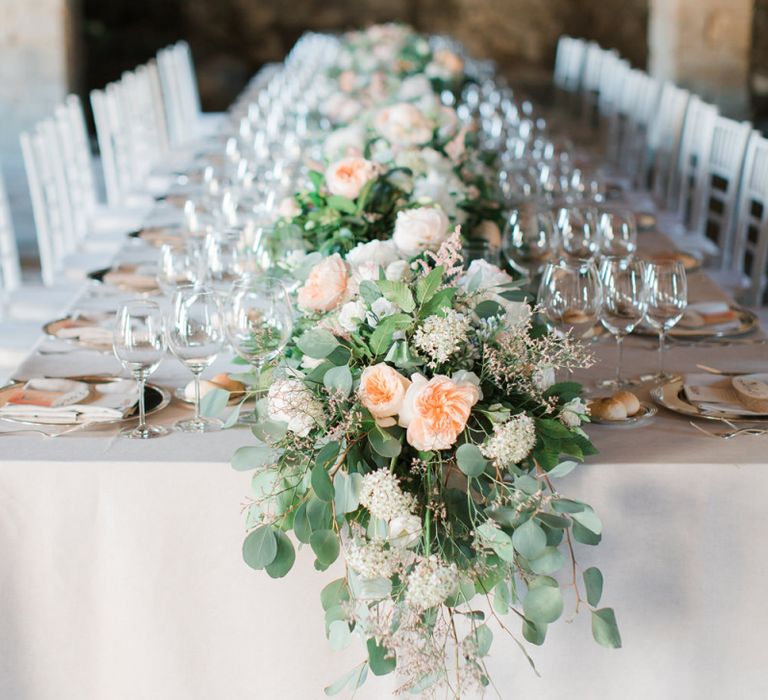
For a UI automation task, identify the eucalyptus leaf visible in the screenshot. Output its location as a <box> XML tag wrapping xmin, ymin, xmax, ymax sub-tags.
<box><xmin>369</xmin><ymin>426</ymin><xmax>402</xmax><ymax>458</ymax></box>
<box><xmin>327</xmin><ymin>194</ymin><xmax>357</xmax><ymax>214</ymax></box>
<box><xmin>477</xmin><ymin>521</ymin><xmax>515</xmax><ymax>563</ymax></box>
<box><xmin>311</xmin><ymin>463</ymin><xmax>335</xmax><ymax>502</ymax></box>
<box><xmin>199</xmin><ymin>388</ymin><xmax>230</xmax><ymax>417</ymax></box>
<box><xmin>475</xmin><ymin>299</ymin><xmax>505</xmax><ymax>319</ymax></box>
<box><xmin>367</xmin><ymin>638</ymin><xmax>396</xmax><ymax>676</ymax></box>
<box><xmin>522</xmin><ymin>619</ymin><xmax>547</xmax><ymax>646</ymax></box>
<box><xmin>471</xmin><ymin>624</ymin><xmax>493</xmax><ymax>657</ymax></box>
<box><xmin>456</xmin><ymin>443</ymin><xmax>488</xmax><ymax>477</ymax></box>
<box><xmin>493</xmin><ymin>580</ymin><xmax>511</xmax><ymax>615</ymax></box>
<box><xmin>571</xmin><ymin>508</ymin><xmax>603</xmax><ymax>535</ymax></box>
<box><xmin>293</xmin><ymin>502</ymin><xmax>311</xmax><ymax>544</ymax></box>
<box><xmin>296</xmin><ymin>329</ymin><xmax>340</xmax><ymax>358</ymax></box>
<box><xmin>328</xmin><ymin>619</ymin><xmax>352</xmax><ymax>651</ymax></box>
<box><xmin>547</xmin><ymin>460</ymin><xmax>578</xmax><ymax>478</ymax></box>
<box><xmin>310</xmin><ymin>529</ymin><xmax>340</xmax><ymax>566</ymax></box>
<box><xmin>265</xmin><ymin>530</ymin><xmax>295</xmax><ymax>578</ymax></box>
<box><xmin>572</xmin><ymin>520</ymin><xmax>602</xmax><ymax>545</ymax></box>
<box><xmin>324</xmin><ymin>364</ymin><xmax>353</xmax><ymax>397</ymax></box>
<box><xmin>231</xmin><ymin>445</ymin><xmax>277</xmax><ymax>472</ymax></box>
<box><xmin>334</xmin><ymin>471</ymin><xmax>363</xmax><ymax>514</ymax></box>
<box><xmin>242</xmin><ymin>526</ymin><xmax>278</xmax><ymax>570</ymax></box>
<box><xmin>591</xmin><ymin>608</ymin><xmax>622</xmax><ymax>648</ymax></box>
<box><xmin>321</xmin><ymin>578</ymin><xmax>349</xmax><ymax>611</ymax></box>
<box><xmin>512</xmin><ymin>520</ymin><xmax>547</xmax><ymax>560</ymax></box>
<box><xmin>523</xmin><ymin>584</ymin><xmax>563</xmax><ymax>624</ymax></box>
<box><xmin>527</xmin><ymin>546</ymin><xmax>565</xmax><ymax>575</ymax></box>
<box><xmin>324</xmin><ymin>663</ymin><xmax>368</xmax><ymax>696</ymax></box>
<box><xmin>583</xmin><ymin>567</ymin><xmax>604</xmax><ymax>607</ymax></box>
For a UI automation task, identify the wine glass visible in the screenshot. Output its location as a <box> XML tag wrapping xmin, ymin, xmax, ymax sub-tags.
<box><xmin>598</xmin><ymin>210</ymin><xmax>638</xmax><ymax>259</ymax></box>
<box><xmin>462</xmin><ymin>239</ymin><xmax>501</xmax><ymax>267</ymax></box>
<box><xmin>156</xmin><ymin>244</ymin><xmax>198</xmax><ymax>296</ymax></box>
<box><xmin>167</xmin><ymin>287</ymin><xmax>225</xmax><ymax>432</ymax></box>
<box><xmin>503</xmin><ymin>207</ymin><xmax>558</xmax><ymax>276</ymax></box>
<box><xmin>598</xmin><ymin>258</ymin><xmax>647</xmax><ymax>388</ymax></box>
<box><xmin>538</xmin><ymin>260</ymin><xmax>602</xmax><ymax>338</ymax></box>
<box><xmin>557</xmin><ymin>207</ymin><xmax>599</xmax><ymax>261</ymax></box>
<box><xmin>224</xmin><ymin>276</ymin><xmax>293</xmax><ymax>423</ymax></box>
<box><xmin>644</xmin><ymin>261</ymin><xmax>687</xmax><ymax>382</ymax></box>
<box><xmin>113</xmin><ymin>300</ymin><xmax>167</xmax><ymax>439</ymax></box>
<box><xmin>205</xmin><ymin>229</ymin><xmax>246</xmax><ymax>294</ymax></box>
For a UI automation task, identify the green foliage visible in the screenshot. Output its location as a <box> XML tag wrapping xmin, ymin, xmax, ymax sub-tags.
<box><xmin>265</xmin><ymin>531</ymin><xmax>296</xmax><ymax>578</ymax></box>
<box><xmin>591</xmin><ymin>608</ymin><xmax>622</xmax><ymax>648</ymax></box>
<box><xmin>310</xmin><ymin>529</ymin><xmax>340</xmax><ymax>567</ymax></box>
<box><xmin>367</xmin><ymin>639</ymin><xmax>396</xmax><ymax>676</ymax></box>
<box><xmin>523</xmin><ymin>583</ymin><xmax>564</xmax><ymax>624</ymax></box>
<box><xmin>456</xmin><ymin>443</ymin><xmax>488</xmax><ymax>477</ymax></box>
<box><xmin>583</xmin><ymin>567</ymin><xmax>604</xmax><ymax>607</ymax></box>
<box><xmin>242</xmin><ymin>526</ymin><xmax>277</xmax><ymax>570</ymax></box>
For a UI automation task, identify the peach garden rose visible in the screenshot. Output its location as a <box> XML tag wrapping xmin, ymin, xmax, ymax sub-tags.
<box><xmin>392</xmin><ymin>206</ymin><xmax>450</xmax><ymax>257</ymax></box>
<box><xmin>297</xmin><ymin>253</ymin><xmax>350</xmax><ymax>312</ymax></box>
<box><xmin>359</xmin><ymin>363</ymin><xmax>411</xmax><ymax>425</ymax></box>
<box><xmin>398</xmin><ymin>373</ymin><xmax>481</xmax><ymax>451</ymax></box>
<box><xmin>325</xmin><ymin>156</ymin><xmax>379</xmax><ymax>200</ymax></box>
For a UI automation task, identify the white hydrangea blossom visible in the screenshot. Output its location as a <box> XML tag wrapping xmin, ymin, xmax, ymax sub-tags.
<box><xmin>405</xmin><ymin>556</ymin><xmax>459</xmax><ymax>610</ymax></box>
<box><xmin>345</xmin><ymin>539</ymin><xmax>403</xmax><ymax>580</ymax></box>
<box><xmin>359</xmin><ymin>469</ymin><xmax>415</xmax><ymax>522</ymax></box>
<box><xmin>480</xmin><ymin>414</ymin><xmax>537</xmax><ymax>467</ymax></box>
<box><xmin>267</xmin><ymin>378</ymin><xmax>324</xmax><ymax>437</ymax></box>
<box><xmin>412</xmin><ymin>310</ymin><xmax>469</xmax><ymax>366</ymax></box>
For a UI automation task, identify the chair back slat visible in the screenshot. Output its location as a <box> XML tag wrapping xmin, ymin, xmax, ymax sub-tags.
<box><xmin>0</xmin><ymin>166</ymin><xmax>21</xmax><ymax>292</ymax></box>
<box><xmin>648</xmin><ymin>83</ymin><xmax>690</xmax><ymax>203</ymax></box>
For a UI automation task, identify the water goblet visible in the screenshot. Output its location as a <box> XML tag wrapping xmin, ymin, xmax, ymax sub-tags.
<box><xmin>644</xmin><ymin>261</ymin><xmax>687</xmax><ymax>382</ymax></box>
<box><xmin>113</xmin><ymin>300</ymin><xmax>167</xmax><ymax>439</ymax></box>
<box><xmin>557</xmin><ymin>206</ymin><xmax>600</xmax><ymax>261</ymax></box>
<box><xmin>538</xmin><ymin>259</ymin><xmax>602</xmax><ymax>338</ymax></box>
<box><xmin>598</xmin><ymin>210</ymin><xmax>638</xmax><ymax>259</ymax></box>
<box><xmin>167</xmin><ymin>287</ymin><xmax>225</xmax><ymax>432</ymax></box>
<box><xmin>597</xmin><ymin>258</ymin><xmax>647</xmax><ymax>388</ymax></box>
<box><xmin>503</xmin><ymin>206</ymin><xmax>559</xmax><ymax>276</ymax></box>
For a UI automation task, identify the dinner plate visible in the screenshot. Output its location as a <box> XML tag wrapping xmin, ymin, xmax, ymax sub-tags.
<box><xmin>648</xmin><ymin>250</ymin><xmax>703</xmax><ymax>273</ymax></box>
<box><xmin>588</xmin><ymin>401</ymin><xmax>657</xmax><ymax>425</ymax></box>
<box><xmin>87</xmin><ymin>264</ymin><xmax>159</xmax><ymax>294</ymax></box>
<box><xmin>43</xmin><ymin>314</ymin><xmax>115</xmax><ymax>351</ymax></box>
<box><xmin>650</xmin><ymin>376</ymin><xmax>768</xmax><ymax>423</ymax></box>
<box><xmin>128</xmin><ymin>226</ymin><xmax>184</xmax><ymax>249</ymax></box>
<box><xmin>634</xmin><ymin>307</ymin><xmax>758</xmax><ymax>340</ymax></box>
<box><xmin>0</xmin><ymin>378</ymin><xmax>170</xmax><ymax>427</ymax></box>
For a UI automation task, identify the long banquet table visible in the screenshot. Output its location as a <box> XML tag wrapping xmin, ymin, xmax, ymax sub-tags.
<box><xmin>3</xmin><ymin>147</ymin><xmax>768</xmax><ymax>700</ymax></box>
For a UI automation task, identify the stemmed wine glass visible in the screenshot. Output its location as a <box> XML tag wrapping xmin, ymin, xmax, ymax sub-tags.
<box><xmin>557</xmin><ymin>207</ymin><xmax>600</xmax><ymax>261</ymax></box>
<box><xmin>113</xmin><ymin>300</ymin><xmax>167</xmax><ymax>439</ymax></box>
<box><xmin>503</xmin><ymin>207</ymin><xmax>558</xmax><ymax>276</ymax></box>
<box><xmin>538</xmin><ymin>260</ymin><xmax>603</xmax><ymax>338</ymax></box>
<box><xmin>598</xmin><ymin>258</ymin><xmax>647</xmax><ymax>388</ymax></box>
<box><xmin>156</xmin><ymin>244</ymin><xmax>199</xmax><ymax>296</ymax></box>
<box><xmin>598</xmin><ymin>210</ymin><xmax>638</xmax><ymax>259</ymax></box>
<box><xmin>224</xmin><ymin>276</ymin><xmax>293</xmax><ymax>423</ymax></box>
<box><xmin>167</xmin><ymin>287</ymin><xmax>225</xmax><ymax>432</ymax></box>
<box><xmin>644</xmin><ymin>261</ymin><xmax>687</xmax><ymax>382</ymax></box>
<box><xmin>205</xmin><ymin>229</ymin><xmax>246</xmax><ymax>295</ymax></box>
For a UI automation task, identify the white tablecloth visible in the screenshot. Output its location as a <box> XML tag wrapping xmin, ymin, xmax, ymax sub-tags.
<box><xmin>2</xmin><ymin>219</ymin><xmax>768</xmax><ymax>697</ymax></box>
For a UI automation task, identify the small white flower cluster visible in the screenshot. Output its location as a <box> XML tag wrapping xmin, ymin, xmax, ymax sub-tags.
<box><xmin>359</xmin><ymin>469</ymin><xmax>416</xmax><ymax>522</ymax></box>
<box><xmin>560</xmin><ymin>397</ymin><xmax>588</xmax><ymax>427</ymax></box>
<box><xmin>345</xmin><ymin>538</ymin><xmax>403</xmax><ymax>580</ymax></box>
<box><xmin>405</xmin><ymin>555</ymin><xmax>458</xmax><ymax>610</ymax></box>
<box><xmin>412</xmin><ymin>310</ymin><xmax>469</xmax><ymax>367</ymax></box>
<box><xmin>267</xmin><ymin>378</ymin><xmax>325</xmax><ymax>437</ymax></box>
<box><xmin>480</xmin><ymin>414</ymin><xmax>537</xmax><ymax>467</ymax></box>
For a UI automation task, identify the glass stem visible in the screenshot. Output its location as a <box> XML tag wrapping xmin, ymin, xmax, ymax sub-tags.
<box><xmin>137</xmin><ymin>373</ymin><xmax>147</xmax><ymax>430</ymax></box>
<box><xmin>615</xmin><ymin>334</ymin><xmax>624</xmax><ymax>386</ymax></box>
<box><xmin>658</xmin><ymin>330</ymin><xmax>666</xmax><ymax>378</ymax></box>
<box><xmin>194</xmin><ymin>371</ymin><xmax>202</xmax><ymax>423</ymax></box>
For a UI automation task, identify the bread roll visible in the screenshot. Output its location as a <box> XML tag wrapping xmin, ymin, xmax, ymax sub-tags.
<box><xmin>183</xmin><ymin>379</ymin><xmax>220</xmax><ymax>401</ymax></box>
<box><xmin>589</xmin><ymin>397</ymin><xmax>627</xmax><ymax>421</ymax></box>
<box><xmin>613</xmin><ymin>390</ymin><xmax>640</xmax><ymax>416</ymax></box>
<box><xmin>212</xmin><ymin>373</ymin><xmax>246</xmax><ymax>393</ymax></box>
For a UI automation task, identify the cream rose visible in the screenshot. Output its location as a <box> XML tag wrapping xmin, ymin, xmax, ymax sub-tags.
<box><xmin>297</xmin><ymin>254</ymin><xmax>350</xmax><ymax>312</ymax></box>
<box><xmin>398</xmin><ymin>373</ymin><xmax>480</xmax><ymax>451</ymax></box>
<box><xmin>359</xmin><ymin>363</ymin><xmax>411</xmax><ymax>422</ymax></box>
<box><xmin>393</xmin><ymin>207</ymin><xmax>451</xmax><ymax>257</ymax></box>
<box><xmin>325</xmin><ymin>157</ymin><xmax>378</xmax><ymax>200</ymax></box>
<box><xmin>323</xmin><ymin>124</ymin><xmax>366</xmax><ymax>161</ymax></box>
<box><xmin>346</xmin><ymin>239</ymin><xmax>401</xmax><ymax>281</ymax></box>
<box><xmin>374</xmin><ymin>103</ymin><xmax>433</xmax><ymax>147</ymax></box>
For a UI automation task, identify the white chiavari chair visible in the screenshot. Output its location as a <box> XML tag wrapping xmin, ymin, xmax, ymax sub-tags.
<box><xmin>709</xmin><ymin>134</ymin><xmax>768</xmax><ymax>306</ymax></box>
<box><xmin>665</xmin><ymin>96</ymin><xmax>719</xmax><ymax>235</ymax></box>
<box><xmin>690</xmin><ymin>116</ymin><xmax>753</xmax><ymax>265</ymax></box>
<box><xmin>646</xmin><ymin>83</ymin><xmax>691</xmax><ymax>203</ymax></box>
<box><xmin>553</xmin><ymin>36</ymin><xmax>587</xmax><ymax>112</ymax></box>
<box><xmin>620</xmin><ymin>71</ymin><xmax>662</xmax><ymax>181</ymax></box>
<box><xmin>580</xmin><ymin>43</ymin><xmax>617</xmax><ymax>129</ymax></box>
<box><xmin>598</xmin><ymin>55</ymin><xmax>631</xmax><ymax>160</ymax></box>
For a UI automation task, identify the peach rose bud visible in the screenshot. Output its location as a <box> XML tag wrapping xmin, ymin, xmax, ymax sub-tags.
<box><xmin>359</xmin><ymin>363</ymin><xmax>411</xmax><ymax>422</ymax></box>
<box><xmin>325</xmin><ymin>157</ymin><xmax>379</xmax><ymax>200</ymax></box>
<box><xmin>297</xmin><ymin>253</ymin><xmax>350</xmax><ymax>312</ymax></box>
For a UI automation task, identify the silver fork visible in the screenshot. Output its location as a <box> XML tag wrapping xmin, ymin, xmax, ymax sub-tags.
<box><xmin>689</xmin><ymin>420</ymin><xmax>768</xmax><ymax>439</ymax></box>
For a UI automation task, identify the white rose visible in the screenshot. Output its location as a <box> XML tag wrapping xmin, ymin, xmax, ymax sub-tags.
<box><xmin>267</xmin><ymin>378</ymin><xmax>324</xmax><ymax>437</ymax></box>
<box><xmin>397</xmin><ymin>74</ymin><xmax>432</xmax><ymax>101</ymax></box>
<box><xmin>385</xmin><ymin>260</ymin><xmax>412</xmax><ymax>282</ymax></box>
<box><xmin>561</xmin><ymin>398</ymin><xmax>588</xmax><ymax>427</ymax></box>
<box><xmin>388</xmin><ymin>514</ymin><xmax>423</xmax><ymax>548</ymax></box>
<box><xmin>393</xmin><ymin>207</ymin><xmax>450</xmax><ymax>257</ymax></box>
<box><xmin>277</xmin><ymin>197</ymin><xmax>300</xmax><ymax>219</ymax></box>
<box><xmin>366</xmin><ymin>297</ymin><xmax>398</xmax><ymax>327</ymax></box>
<box><xmin>412</xmin><ymin>172</ymin><xmax>466</xmax><ymax>223</ymax></box>
<box><xmin>324</xmin><ymin>93</ymin><xmax>362</xmax><ymax>124</ymax></box>
<box><xmin>374</xmin><ymin>103</ymin><xmax>433</xmax><ymax>147</ymax></box>
<box><xmin>325</xmin><ymin>157</ymin><xmax>378</xmax><ymax>200</ymax></box>
<box><xmin>323</xmin><ymin>124</ymin><xmax>365</xmax><ymax>161</ymax></box>
<box><xmin>459</xmin><ymin>259</ymin><xmax>513</xmax><ymax>292</ymax></box>
<box><xmin>346</xmin><ymin>240</ymin><xmax>400</xmax><ymax>282</ymax></box>
<box><xmin>338</xmin><ymin>299</ymin><xmax>367</xmax><ymax>332</ymax></box>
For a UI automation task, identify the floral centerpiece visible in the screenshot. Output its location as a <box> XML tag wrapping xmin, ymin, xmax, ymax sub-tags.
<box><xmin>225</xmin><ymin>23</ymin><xmax>620</xmax><ymax>699</ymax></box>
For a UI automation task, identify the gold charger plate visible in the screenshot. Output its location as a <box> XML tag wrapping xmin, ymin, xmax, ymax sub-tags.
<box><xmin>43</xmin><ymin>315</ymin><xmax>114</xmax><ymax>351</ymax></box>
<box><xmin>634</xmin><ymin>307</ymin><xmax>758</xmax><ymax>341</ymax></box>
<box><xmin>648</xmin><ymin>251</ymin><xmax>703</xmax><ymax>273</ymax></box>
<box><xmin>650</xmin><ymin>376</ymin><xmax>768</xmax><ymax>423</ymax></box>
<box><xmin>87</xmin><ymin>264</ymin><xmax>159</xmax><ymax>294</ymax></box>
<box><xmin>0</xmin><ymin>378</ymin><xmax>170</xmax><ymax>427</ymax></box>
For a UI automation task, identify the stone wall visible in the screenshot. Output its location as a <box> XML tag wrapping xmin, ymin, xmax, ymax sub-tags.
<box><xmin>81</xmin><ymin>0</ymin><xmax>649</xmax><ymax>111</ymax></box>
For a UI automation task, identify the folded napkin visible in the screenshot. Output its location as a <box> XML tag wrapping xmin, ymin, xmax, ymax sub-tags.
<box><xmin>679</xmin><ymin>302</ymin><xmax>739</xmax><ymax>330</ymax></box>
<box><xmin>683</xmin><ymin>373</ymin><xmax>767</xmax><ymax>416</ymax></box>
<box><xmin>55</xmin><ymin>325</ymin><xmax>114</xmax><ymax>346</ymax></box>
<box><xmin>0</xmin><ymin>379</ymin><xmax>140</xmax><ymax>425</ymax></box>
<box><xmin>0</xmin><ymin>404</ymin><xmax>124</xmax><ymax>424</ymax></box>
<box><xmin>103</xmin><ymin>269</ymin><xmax>158</xmax><ymax>292</ymax></box>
